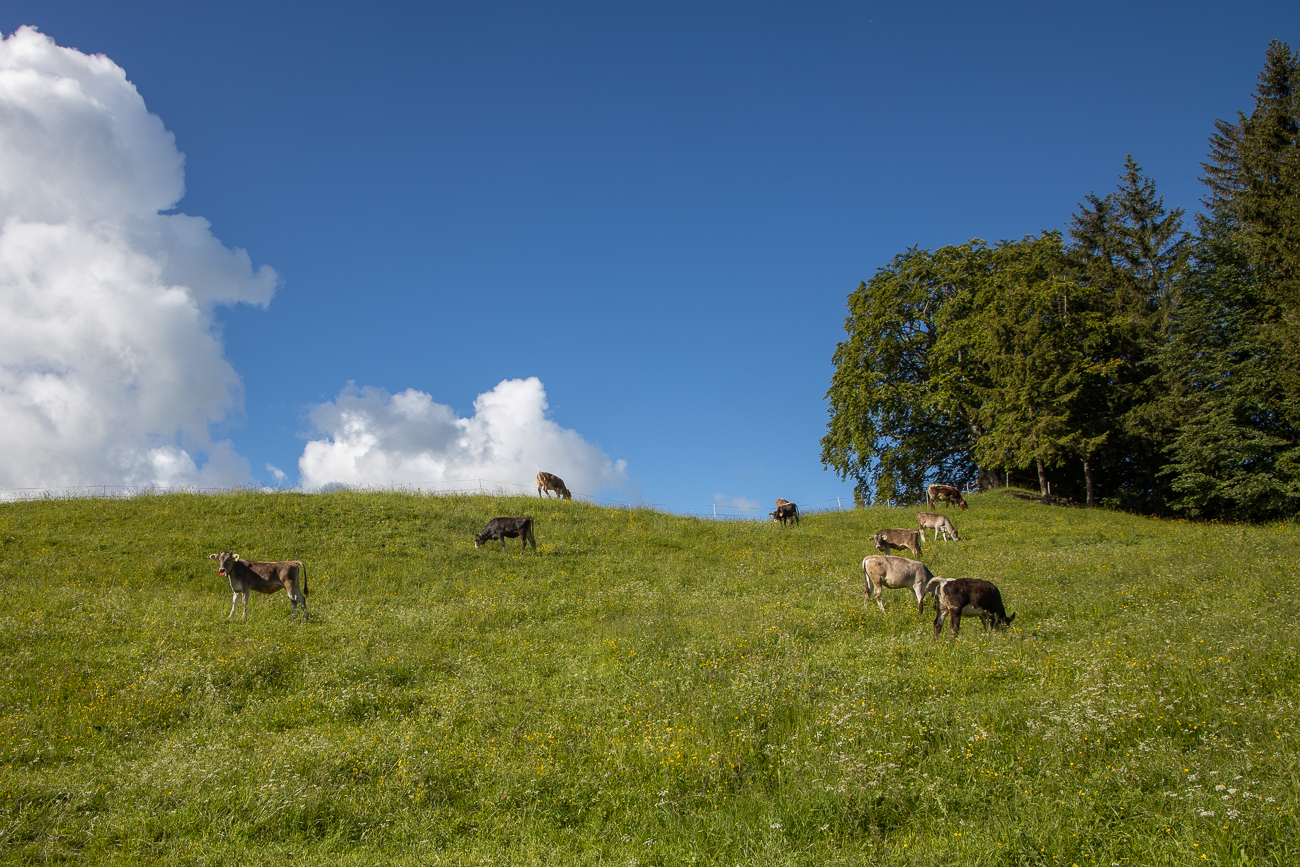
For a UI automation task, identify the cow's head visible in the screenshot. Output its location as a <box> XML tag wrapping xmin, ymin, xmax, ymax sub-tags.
<box><xmin>871</xmin><ymin>532</ymin><xmax>887</xmax><ymax>552</ymax></box>
<box><xmin>991</xmin><ymin>611</ymin><xmax>1016</xmax><ymax>629</ymax></box>
<box><xmin>473</xmin><ymin>532</ymin><xmax>486</xmax><ymax>549</ymax></box>
<box><xmin>209</xmin><ymin>551</ymin><xmax>240</xmax><ymax>576</ymax></box>
<box><xmin>958</xmin><ymin>500</ymin><xmax>968</xmax><ymax>511</ymax></box>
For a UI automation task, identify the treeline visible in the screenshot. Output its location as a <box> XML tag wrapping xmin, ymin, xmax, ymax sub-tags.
<box><xmin>822</xmin><ymin>41</ymin><xmax>1300</xmax><ymax>521</ymax></box>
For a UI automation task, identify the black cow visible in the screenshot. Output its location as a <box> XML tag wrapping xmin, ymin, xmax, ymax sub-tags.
<box><xmin>474</xmin><ymin>516</ymin><xmax>537</xmax><ymax>553</ymax></box>
<box><xmin>930</xmin><ymin>577</ymin><xmax>1015</xmax><ymax>638</ymax></box>
<box><xmin>769</xmin><ymin>502</ymin><xmax>799</xmax><ymax>526</ymax></box>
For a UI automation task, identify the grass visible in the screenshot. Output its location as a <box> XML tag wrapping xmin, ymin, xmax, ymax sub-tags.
<box><xmin>1</xmin><ymin>488</ymin><xmax>1298</xmax><ymax>865</ymax></box>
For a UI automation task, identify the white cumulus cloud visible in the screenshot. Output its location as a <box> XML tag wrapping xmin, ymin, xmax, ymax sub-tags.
<box><xmin>0</xmin><ymin>26</ymin><xmax>276</xmax><ymax>491</ymax></box>
<box><xmin>299</xmin><ymin>377</ymin><xmax>628</xmax><ymax>497</ymax></box>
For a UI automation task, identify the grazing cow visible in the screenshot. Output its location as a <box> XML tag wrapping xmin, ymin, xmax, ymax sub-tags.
<box><xmin>536</xmin><ymin>471</ymin><xmax>572</xmax><ymax>500</ymax></box>
<box><xmin>926</xmin><ymin>483</ymin><xmax>967</xmax><ymax>511</ymax></box>
<box><xmin>862</xmin><ymin>554</ymin><xmax>935</xmax><ymax>614</ymax></box>
<box><xmin>474</xmin><ymin>516</ymin><xmax>537</xmax><ymax>553</ymax></box>
<box><xmin>769</xmin><ymin>502</ymin><xmax>799</xmax><ymax>526</ymax></box>
<box><xmin>872</xmin><ymin>528</ymin><xmax>923</xmax><ymax>558</ymax></box>
<box><xmin>209</xmin><ymin>551</ymin><xmax>308</xmax><ymax>620</ymax></box>
<box><xmin>917</xmin><ymin>511</ymin><xmax>960</xmax><ymax>542</ymax></box>
<box><xmin>929</xmin><ymin>577</ymin><xmax>1015</xmax><ymax>638</ymax></box>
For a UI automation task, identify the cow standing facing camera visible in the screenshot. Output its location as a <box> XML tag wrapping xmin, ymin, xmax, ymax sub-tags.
<box><xmin>770</xmin><ymin>501</ymin><xmax>799</xmax><ymax>526</ymax></box>
<box><xmin>209</xmin><ymin>551</ymin><xmax>309</xmax><ymax>620</ymax></box>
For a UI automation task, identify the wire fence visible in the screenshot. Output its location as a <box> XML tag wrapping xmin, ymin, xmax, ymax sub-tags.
<box><xmin>0</xmin><ymin>479</ymin><xmax>854</xmax><ymax>520</ymax></box>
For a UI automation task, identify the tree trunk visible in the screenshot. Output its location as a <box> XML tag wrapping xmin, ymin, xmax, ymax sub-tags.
<box><xmin>1084</xmin><ymin>456</ymin><xmax>1095</xmax><ymax>507</ymax></box>
<box><xmin>1036</xmin><ymin>458</ymin><xmax>1050</xmax><ymax>503</ymax></box>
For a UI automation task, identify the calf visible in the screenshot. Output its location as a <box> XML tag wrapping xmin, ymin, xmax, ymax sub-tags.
<box><xmin>929</xmin><ymin>577</ymin><xmax>1015</xmax><ymax>638</ymax></box>
<box><xmin>536</xmin><ymin>471</ymin><xmax>572</xmax><ymax>500</ymax></box>
<box><xmin>872</xmin><ymin>528</ymin><xmax>923</xmax><ymax>558</ymax></box>
<box><xmin>209</xmin><ymin>551</ymin><xmax>308</xmax><ymax>620</ymax></box>
<box><xmin>917</xmin><ymin>511</ymin><xmax>960</xmax><ymax>542</ymax></box>
<box><xmin>862</xmin><ymin>554</ymin><xmax>935</xmax><ymax>614</ymax></box>
<box><xmin>474</xmin><ymin>516</ymin><xmax>537</xmax><ymax>553</ymax></box>
<box><xmin>769</xmin><ymin>502</ymin><xmax>799</xmax><ymax>526</ymax></box>
<box><xmin>926</xmin><ymin>483</ymin><xmax>968</xmax><ymax>511</ymax></box>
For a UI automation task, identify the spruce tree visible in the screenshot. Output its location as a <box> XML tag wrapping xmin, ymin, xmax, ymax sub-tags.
<box><xmin>1065</xmin><ymin>156</ymin><xmax>1187</xmax><ymax>510</ymax></box>
<box><xmin>1163</xmin><ymin>41</ymin><xmax>1300</xmax><ymax>519</ymax></box>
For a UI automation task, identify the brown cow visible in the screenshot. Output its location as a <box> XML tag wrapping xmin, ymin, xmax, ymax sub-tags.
<box><xmin>926</xmin><ymin>483</ymin><xmax>968</xmax><ymax>511</ymax></box>
<box><xmin>209</xmin><ymin>551</ymin><xmax>308</xmax><ymax>620</ymax></box>
<box><xmin>928</xmin><ymin>577</ymin><xmax>1015</xmax><ymax>638</ymax></box>
<box><xmin>872</xmin><ymin>528</ymin><xmax>923</xmax><ymax>558</ymax></box>
<box><xmin>536</xmin><ymin>471</ymin><xmax>572</xmax><ymax>500</ymax></box>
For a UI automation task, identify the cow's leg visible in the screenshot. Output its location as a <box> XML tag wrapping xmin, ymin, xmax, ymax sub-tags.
<box><xmin>501</xmin><ymin>536</ymin><xmax>508</xmax><ymax>553</ymax></box>
<box><xmin>873</xmin><ymin>583</ymin><xmax>886</xmax><ymax>614</ymax></box>
<box><xmin>241</xmin><ymin>591</ymin><xmax>249</xmax><ymax>618</ymax></box>
<box><xmin>933</xmin><ymin>607</ymin><xmax>946</xmax><ymax>638</ymax></box>
<box><xmin>229</xmin><ymin>592</ymin><xmax>239</xmax><ymax>617</ymax></box>
<box><xmin>949</xmin><ymin>609</ymin><xmax>962</xmax><ymax>638</ymax></box>
<box><xmin>914</xmin><ymin>583</ymin><xmax>925</xmax><ymax>614</ymax></box>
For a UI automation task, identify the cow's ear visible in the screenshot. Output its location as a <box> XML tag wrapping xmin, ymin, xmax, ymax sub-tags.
<box><xmin>233</xmin><ymin>554</ymin><xmax>240</xmax><ymax>560</ymax></box>
<box><xmin>209</xmin><ymin>553</ymin><xmax>217</xmax><ymax>560</ymax></box>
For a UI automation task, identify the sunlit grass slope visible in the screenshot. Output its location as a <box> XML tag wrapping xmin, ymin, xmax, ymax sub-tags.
<box><xmin>1</xmin><ymin>490</ymin><xmax>1298</xmax><ymax>865</ymax></box>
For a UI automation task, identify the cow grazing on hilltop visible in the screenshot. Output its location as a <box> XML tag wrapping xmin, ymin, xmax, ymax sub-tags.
<box><xmin>209</xmin><ymin>551</ymin><xmax>309</xmax><ymax>620</ymax></box>
<box><xmin>862</xmin><ymin>554</ymin><xmax>935</xmax><ymax>614</ymax></box>
<box><xmin>917</xmin><ymin>511</ymin><xmax>960</xmax><ymax>542</ymax></box>
<box><xmin>928</xmin><ymin>577</ymin><xmax>1015</xmax><ymax>638</ymax></box>
<box><xmin>536</xmin><ymin>471</ymin><xmax>572</xmax><ymax>500</ymax></box>
<box><xmin>926</xmin><ymin>483</ymin><xmax>968</xmax><ymax>511</ymax></box>
<box><xmin>474</xmin><ymin>516</ymin><xmax>537</xmax><ymax>553</ymax></box>
<box><xmin>872</xmin><ymin>528</ymin><xmax>923</xmax><ymax>559</ymax></box>
<box><xmin>770</xmin><ymin>502</ymin><xmax>799</xmax><ymax>526</ymax></box>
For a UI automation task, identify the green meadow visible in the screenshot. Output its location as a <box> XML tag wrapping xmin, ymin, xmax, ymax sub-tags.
<box><xmin>1</xmin><ymin>490</ymin><xmax>1297</xmax><ymax>865</ymax></box>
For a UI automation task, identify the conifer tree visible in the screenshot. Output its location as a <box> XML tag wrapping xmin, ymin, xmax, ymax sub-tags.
<box><xmin>1163</xmin><ymin>40</ymin><xmax>1300</xmax><ymax>519</ymax></box>
<box><xmin>1065</xmin><ymin>156</ymin><xmax>1188</xmax><ymax>509</ymax></box>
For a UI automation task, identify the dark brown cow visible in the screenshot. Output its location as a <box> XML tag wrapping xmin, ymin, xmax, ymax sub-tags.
<box><xmin>872</xmin><ymin>528</ymin><xmax>923</xmax><ymax>558</ymax></box>
<box><xmin>926</xmin><ymin>483</ymin><xmax>968</xmax><ymax>511</ymax></box>
<box><xmin>536</xmin><ymin>471</ymin><xmax>572</xmax><ymax>500</ymax></box>
<box><xmin>769</xmin><ymin>502</ymin><xmax>799</xmax><ymax>526</ymax></box>
<box><xmin>929</xmin><ymin>577</ymin><xmax>1015</xmax><ymax>638</ymax></box>
<box><xmin>474</xmin><ymin>516</ymin><xmax>537</xmax><ymax>553</ymax></box>
<box><xmin>209</xmin><ymin>551</ymin><xmax>308</xmax><ymax>620</ymax></box>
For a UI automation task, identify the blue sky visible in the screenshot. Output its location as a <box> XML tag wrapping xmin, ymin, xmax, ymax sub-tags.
<box><xmin>1</xmin><ymin>2</ymin><xmax>1296</xmax><ymax>513</ymax></box>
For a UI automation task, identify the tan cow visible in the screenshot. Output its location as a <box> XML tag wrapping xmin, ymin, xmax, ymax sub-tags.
<box><xmin>862</xmin><ymin>554</ymin><xmax>935</xmax><ymax>614</ymax></box>
<box><xmin>209</xmin><ymin>551</ymin><xmax>308</xmax><ymax>620</ymax></box>
<box><xmin>926</xmin><ymin>483</ymin><xmax>968</xmax><ymax>511</ymax></box>
<box><xmin>872</xmin><ymin>528</ymin><xmax>923</xmax><ymax>558</ymax></box>
<box><xmin>536</xmin><ymin>471</ymin><xmax>572</xmax><ymax>500</ymax></box>
<box><xmin>917</xmin><ymin>511</ymin><xmax>960</xmax><ymax>542</ymax></box>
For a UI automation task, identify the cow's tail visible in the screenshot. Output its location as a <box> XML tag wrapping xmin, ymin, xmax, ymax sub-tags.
<box><xmin>300</xmin><ymin>562</ymin><xmax>308</xmax><ymax>597</ymax></box>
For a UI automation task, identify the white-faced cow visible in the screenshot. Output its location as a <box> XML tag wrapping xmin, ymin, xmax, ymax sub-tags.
<box><xmin>862</xmin><ymin>554</ymin><xmax>935</xmax><ymax>614</ymax></box>
<box><xmin>928</xmin><ymin>577</ymin><xmax>1015</xmax><ymax>638</ymax></box>
<box><xmin>536</xmin><ymin>471</ymin><xmax>572</xmax><ymax>500</ymax></box>
<box><xmin>926</xmin><ymin>484</ymin><xmax>968</xmax><ymax>511</ymax></box>
<box><xmin>474</xmin><ymin>516</ymin><xmax>537</xmax><ymax>553</ymax></box>
<box><xmin>770</xmin><ymin>502</ymin><xmax>799</xmax><ymax>526</ymax></box>
<box><xmin>872</xmin><ymin>528</ymin><xmax>923</xmax><ymax>559</ymax></box>
<box><xmin>917</xmin><ymin>511</ymin><xmax>960</xmax><ymax>542</ymax></box>
<box><xmin>209</xmin><ymin>551</ymin><xmax>308</xmax><ymax>620</ymax></box>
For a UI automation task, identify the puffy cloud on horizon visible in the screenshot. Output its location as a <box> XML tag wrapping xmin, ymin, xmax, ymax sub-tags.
<box><xmin>299</xmin><ymin>377</ymin><xmax>628</xmax><ymax>496</ymax></box>
<box><xmin>0</xmin><ymin>26</ymin><xmax>276</xmax><ymax>490</ymax></box>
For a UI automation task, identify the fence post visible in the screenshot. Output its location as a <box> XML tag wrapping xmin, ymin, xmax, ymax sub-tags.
<box><xmin>713</xmin><ymin>504</ymin><xmax>717</xmax><ymax>519</ymax></box>
<box><xmin>837</xmin><ymin>497</ymin><xmax>842</xmax><ymax>510</ymax></box>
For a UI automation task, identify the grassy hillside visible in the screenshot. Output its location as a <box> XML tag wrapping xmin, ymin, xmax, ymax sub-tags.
<box><xmin>1</xmin><ymin>490</ymin><xmax>1297</xmax><ymax>865</ymax></box>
